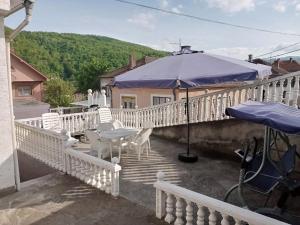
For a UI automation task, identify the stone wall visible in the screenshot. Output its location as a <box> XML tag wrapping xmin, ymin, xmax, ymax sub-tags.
<box><xmin>153</xmin><ymin>119</ymin><xmax>300</xmax><ymax>158</ymax></box>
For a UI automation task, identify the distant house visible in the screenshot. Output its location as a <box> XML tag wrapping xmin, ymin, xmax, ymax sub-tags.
<box><xmin>11</xmin><ymin>52</ymin><xmax>47</xmax><ymax>101</ymax></box>
<box><xmin>100</xmin><ymin>54</ymin><xmax>157</xmax><ymax>97</ymax></box>
<box><xmin>272</xmin><ymin>58</ymin><xmax>300</xmax><ymax>75</ymax></box>
<box><xmin>10</xmin><ymin>52</ymin><xmax>49</xmax><ymax>119</ymax></box>
<box><xmin>252</xmin><ymin>57</ymin><xmax>300</xmax><ymax>76</ymax></box>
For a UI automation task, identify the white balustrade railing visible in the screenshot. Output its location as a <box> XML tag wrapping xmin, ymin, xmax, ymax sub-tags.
<box><xmin>154</xmin><ymin>172</ymin><xmax>289</xmax><ymax>225</ymax></box>
<box><xmin>17</xmin><ymin>117</ymin><xmax>43</xmax><ymax>128</ymax></box>
<box><xmin>17</xmin><ymin>72</ymin><xmax>300</xmax><ymax>131</ymax></box>
<box><xmin>15</xmin><ymin>121</ymin><xmax>121</xmax><ymax>197</ymax></box>
<box><xmin>111</xmin><ymin>72</ymin><xmax>300</xmax><ymax>128</ymax></box>
<box><xmin>17</xmin><ymin>111</ymin><xmax>100</xmax><ymax>134</ymax></box>
<box><xmin>65</xmin><ymin>149</ymin><xmax>121</xmax><ymax>197</ymax></box>
<box><xmin>15</xmin><ymin>121</ymin><xmax>67</xmax><ymax>171</ymax></box>
<box><xmin>59</xmin><ymin>111</ymin><xmax>99</xmax><ymax>134</ymax></box>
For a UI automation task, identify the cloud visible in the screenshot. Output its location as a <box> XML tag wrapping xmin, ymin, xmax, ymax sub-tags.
<box><xmin>127</xmin><ymin>12</ymin><xmax>156</xmax><ymax>30</ymax></box>
<box><xmin>205</xmin><ymin>0</ymin><xmax>255</xmax><ymax>12</ymax></box>
<box><xmin>296</xmin><ymin>3</ymin><xmax>300</xmax><ymax>11</ymax></box>
<box><xmin>171</xmin><ymin>4</ymin><xmax>183</xmax><ymax>13</ymax></box>
<box><xmin>273</xmin><ymin>1</ymin><xmax>287</xmax><ymax>13</ymax></box>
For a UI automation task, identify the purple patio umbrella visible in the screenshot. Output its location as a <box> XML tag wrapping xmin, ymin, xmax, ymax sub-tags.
<box><xmin>113</xmin><ymin>50</ymin><xmax>272</xmax><ymax>162</ymax></box>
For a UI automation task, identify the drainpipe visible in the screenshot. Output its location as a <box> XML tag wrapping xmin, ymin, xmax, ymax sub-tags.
<box><xmin>8</xmin><ymin>0</ymin><xmax>35</xmax><ymax>41</ymax></box>
<box><xmin>5</xmin><ymin>0</ymin><xmax>35</xmax><ymax>191</ymax></box>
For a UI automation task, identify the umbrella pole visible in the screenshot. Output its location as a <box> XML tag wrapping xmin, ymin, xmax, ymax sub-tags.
<box><xmin>186</xmin><ymin>88</ymin><xmax>190</xmax><ymax>155</ymax></box>
<box><xmin>178</xmin><ymin>88</ymin><xmax>198</xmax><ymax>163</ymax></box>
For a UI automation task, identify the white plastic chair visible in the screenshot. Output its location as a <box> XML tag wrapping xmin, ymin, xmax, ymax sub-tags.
<box><xmin>98</xmin><ymin>107</ymin><xmax>113</xmax><ymax>123</ymax></box>
<box><xmin>112</xmin><ymin>120</ymin><xmax>124</xmax><ymax>129</ymax></box>
<box><xmin>130</xmin><ymin>128</ymin><xmax>152</xmax><ymax>160</ymax></box>
<box><xmin>85</xmin><ymin>130</ymin><xmax>109</xmax><ymax>159</ymax></box>
<box><xmin>42</xmin><ymin>112</ymin><xmax>78</xmax><ymax>146</ymax></box>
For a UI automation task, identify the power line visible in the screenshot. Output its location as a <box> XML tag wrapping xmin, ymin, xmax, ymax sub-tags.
<box><xmin>255</xmin><ymin>42</ymin><xmax>300</xmax><ymax>58</ymax></box>
<box><xmin>114</xmin><ymin>0</ymin><xmax>300</xmax><ymax>37</ymax></box>
<box><xmin>267</xmin><ymin>48</ymin><xmax>300</xmax><ymax>59</ymax></box>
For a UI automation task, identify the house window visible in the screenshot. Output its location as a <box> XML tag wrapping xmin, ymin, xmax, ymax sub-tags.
<box><xmin>121</xmin><ymin>96</ymin><xmax>136</xmax><ymax>109</ymax></box>
<box><xmin>152</xmin><ymin>96</ymin><xmax>171</xmax><ymax>105</ymax></box>
<box><xmin>18</xmin><ymin>86</ymin><xmax>32</xmax><ymax>96</ymax></box>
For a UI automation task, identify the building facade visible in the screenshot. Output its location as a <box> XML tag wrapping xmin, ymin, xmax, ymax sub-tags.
<box><xmin>11</xmin><ymin>52</ymin><xmax>47</xmax><ymax>101</ymax></box>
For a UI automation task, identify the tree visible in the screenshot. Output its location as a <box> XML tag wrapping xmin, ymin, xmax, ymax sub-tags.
<box><xmin>75</xmin><ymin>58</ymin><xmax>110</xmax><ymax>92</ymax></box>
<box><xmin>44</xmin><ymin>78</ymin><xmax>75</xmax><ymax>107</ymax></box>
<box><xmin>10</xmin><ymin>30</ymin><xmax>167</xmax><ymax>89</ymax></box>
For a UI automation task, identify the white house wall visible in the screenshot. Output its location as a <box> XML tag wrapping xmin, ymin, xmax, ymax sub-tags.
<box><xmin>0</xmin><ymin>17</ymin><xmax>16</xmax><ymax>191</ymax></box>
<box><xmin>0</xmin><ymin>0</ymin><xmax>10</xmax><ymax>16</ymax></box>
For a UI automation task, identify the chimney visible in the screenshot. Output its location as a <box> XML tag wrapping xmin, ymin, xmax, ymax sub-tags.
<box><xmin>274</xmin><ymin>59</ymin><xmax>280</xmax><ymax>68</ymax></box>
<box><xmin>248</xmin><ymin>54</ymin><xmax>253</xmax><ymax>62</ymax></box>
<box><xmin>129</xmin><ymin>54</ymin><xmax>136</xmax><ymax>69</ymax></box>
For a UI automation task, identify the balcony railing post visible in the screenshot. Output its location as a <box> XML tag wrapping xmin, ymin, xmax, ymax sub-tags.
<box><xmin>156</xmin><ymin>171</ymin><xmax>166</xmax><ymax>219</ymax></box>
<box><xmin>111</xmin><ymin>157</ymin><xmax>120</xmax><ymax>198</ymax></box>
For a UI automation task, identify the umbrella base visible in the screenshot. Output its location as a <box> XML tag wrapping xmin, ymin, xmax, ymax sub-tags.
<box><xmin>178</xmin><ymin>153</ymin><xmax>198</xmax><ymax>163</ymax></box>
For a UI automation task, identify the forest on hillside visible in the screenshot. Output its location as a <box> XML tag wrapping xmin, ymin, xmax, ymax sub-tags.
<box><xmin>9</xmin><ymin>30</ymin><xmax>167</xmax><ymax>92</ymax></box>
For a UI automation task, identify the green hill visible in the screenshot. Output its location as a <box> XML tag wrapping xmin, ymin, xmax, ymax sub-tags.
<box><xmin>9</xmin><ymin>30</ymin><xmax>167</xmax><ymax>91</ymax></box>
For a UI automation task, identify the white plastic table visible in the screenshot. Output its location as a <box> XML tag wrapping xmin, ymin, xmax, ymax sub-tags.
<box><xmin>98</xmin><ymin>128</ymin><xmax>141</xmax><ymax>162</ymax></box>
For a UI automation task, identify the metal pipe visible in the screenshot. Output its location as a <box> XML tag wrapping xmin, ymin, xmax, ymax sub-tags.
<box><xmin>186</xmin><ymin>88</ymin><xmax>190</xmax><ymax>155</ymax></box>
<box><xmin>8</xmin><ymin>0</ymin><xmax>35</xmax><ymax>41</ymax></box>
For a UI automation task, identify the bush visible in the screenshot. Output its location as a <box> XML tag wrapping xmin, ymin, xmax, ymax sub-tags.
<box><xmin>44</xmin><ymin>78</ymin><xmax>75</xmax><ymax>107</ymax></box>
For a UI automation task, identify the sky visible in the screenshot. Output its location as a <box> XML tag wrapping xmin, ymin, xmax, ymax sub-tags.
<box><xmin>5</xmin><ymin>0</ymin><xmax>300</xmax><ymax>60</ymax></box>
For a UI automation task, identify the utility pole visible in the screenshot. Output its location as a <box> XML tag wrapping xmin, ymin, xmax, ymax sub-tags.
<box><xmin>169</xmin><ymin>38</ymin><xmax>182</xmax><ymax>51</ymax></box>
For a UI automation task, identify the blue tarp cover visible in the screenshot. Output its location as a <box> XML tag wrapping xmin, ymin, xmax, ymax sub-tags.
<box><xmin>114</xmin><ymin>53</ymin><xmax>272</xmax><ymax>89</ymax></box>
<box><xmin>225</xmin><ymin>101</ymin><xmax>300</xmax><ymax>134</ymax></box>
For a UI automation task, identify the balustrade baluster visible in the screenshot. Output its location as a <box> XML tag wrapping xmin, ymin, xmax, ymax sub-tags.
<box><xmin>54</xmin><ymin>137</ymin><xmax>59</xmax><ymax>169</ymax></box>
<box><xmin>75</xmin><ymin>159</ymin><xmax>82</xmax><ymax>178</ymax></box>
<box><xmin>190</xmin><ymin>100</ymin><xmax>194</xmax><ymax>123</ymax></box>
<box><xmin>197</xmin><ymin>98</ymin><xmax>202</xmax><ymax>122</ymax></box>
<box><xmin>105</xmin><ymin>170</ymin><xmax>112</xmax><ymax>194</ymax></box>
<box><xmin>186</xmin><ymin>201</ymin><xmax>193</xmax><ymax>225</ymax></box>
<box><xmin>250</xmin><ymin>87</ymin><xmax>255</xmax><ymax>101</ymax></box>
<box><xmin>234</xmin><ymin>219</ymin><xmax>242</xmax><ymax>225</ymax></box>
<box><xmin>256</xmin><ymin>85</ymin><xmax>263</xmax><ymax>101</ymax></box>
<box><xmin>237</xmin><ymin>89</ymin><xmax>242</xmax><ymax>104</ymax></box>
<box><xmin>174</xmin><ymin>197</ymin><xmax>184</xmax><ymax>225</ymax></box>
<box><xmin>101</xmin><ymin>169</ymin><xmax>106</xmax><ymax>191</ymax></box>
<box><xmin>208</xmin><ymin>96</ymin><xmax>213</xmax><ymax>121</ymax></box>
<box><xmin>219</xmin><ymin>93</ymin><xmax>224</xmax><ymax>119</ymax></box>
<box><xmin>202</xmin><ymin>96</ymin><xmax>207</xmax><ymax>122</ymax></box>
<box><xmin>96</xmin><ymin>166</ymin><xmax>102</xmax><ymax>189</ymax></box>
<box><xmin>221</xmin><ymin>213</ymin><xmax>230</xmax><ymax>225</ymax></box>
<box><xmin>71</xmin><ymin>156</ymin><xmax>77</xmax><ymax>176</ymax></box>
<box><xmin>286</xmin><ymin>77</ymin><xmax>293</xmax><ymax>106</ymax></box>
<box><xmin>264</xmin><ymin>84</ymin><xmax>270</xmax><ymax>102</ymax></box>
<box><xmin>208</xmin><ymin>209</ymin><xmax>217</xmax><ymax>225</ymax></box>
<box><xmin>91</xmin><ymin>164</ymin><xmax>98</xmax><ymax>187</ymax></box>
<box><xmin>275</xmin><ymin>80</ymin><xmax>286</xmax><ymax>102</ymax></box>
<box><xmin>293</xmin><ymin>76</ymin><xmax>300</xmax><ymax>107</ymax></box>
<box><xmin>165</xmin><ymin>193</ymin><xmax>175</xmax><ymax>224</ymax></box>
<box><xmin>196</xmin><ymin>204</ymin><xmax>205</xmax><ymax>225</ymax></box>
